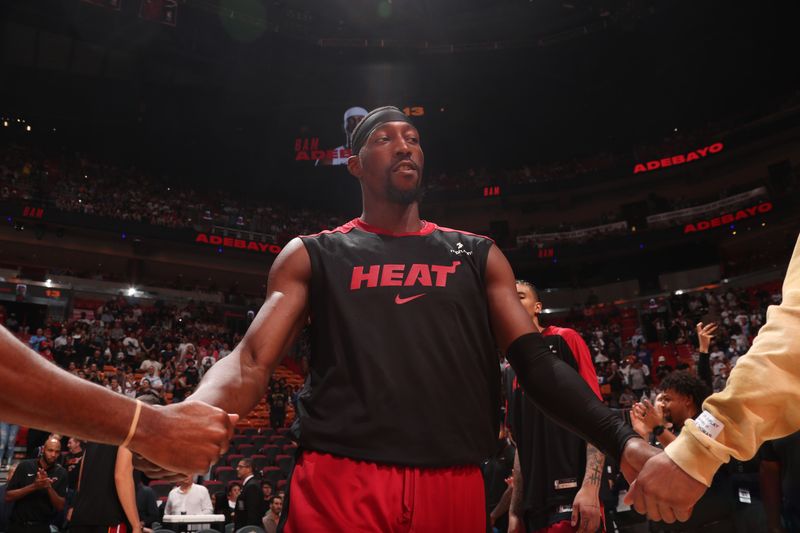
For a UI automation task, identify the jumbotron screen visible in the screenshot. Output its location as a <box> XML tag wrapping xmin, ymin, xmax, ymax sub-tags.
<box><xmin>292</xmin><ymin>105</ymin><xmax>427</xmax><ymax>167</ymax></box>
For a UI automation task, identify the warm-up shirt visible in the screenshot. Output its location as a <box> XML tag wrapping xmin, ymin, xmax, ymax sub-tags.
<box><xmin>296</xmin><ymin>218</ymin><xmax>499</xmax><ymax>466</ymax></box>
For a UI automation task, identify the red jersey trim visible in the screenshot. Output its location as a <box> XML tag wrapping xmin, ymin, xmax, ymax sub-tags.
<box><xmin>301</xmin><ymin>220</ymin><xmax>359</xmax><ymax>238</ymax></box>
<box><xmin>542</xmin><ymin>325</ymin><xmax>603</xmax><ymax>400</ymax></box>
<box><xmin>351</xmin><ymin>218</ymin><xmax>437</xmax><ymax>237</ymax></box>
<box><xmin>435</xmin><ymin>225</ymin><xmax>495</xmax><ymax>243</ymax></box>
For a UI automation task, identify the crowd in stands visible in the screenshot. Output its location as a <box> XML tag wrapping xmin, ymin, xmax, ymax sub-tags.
<box><xmin>547</xmin><ymin>279</ymin><xmax>781</xmax><ymax>410</ymax></box>
<box><xmin>0</xmin><ymin>144</ymin><xmax>345</xmax><ymax>243</ymax></box>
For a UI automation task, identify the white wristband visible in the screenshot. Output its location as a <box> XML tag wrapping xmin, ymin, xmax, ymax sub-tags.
<box><xmin>694</xmin><ymin>410</ymin><xmax>724</xmax><ymax>440</ymax></box>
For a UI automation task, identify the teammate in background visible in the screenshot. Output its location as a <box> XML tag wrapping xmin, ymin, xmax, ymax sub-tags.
<box><xmin>507</xmin><ymin>281</ymin><xmax>606</xmax><ymax>533</ymax></box>
<box><xmin>316</xmin><ymin>106</ymin><xmax>368</xmax><ymax>166</ymax></box>
<box><xmin>69</xmin><ymin>444</ymin><xmax>143</xmax><ymax>533</ymax></box>
<box><xmin>173</xmin><ymin>106</ymin><xmax>655</xmax><ymax>531</ymax></box>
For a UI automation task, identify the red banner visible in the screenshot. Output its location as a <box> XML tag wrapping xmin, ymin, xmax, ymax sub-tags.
<box><xmin>139</xmin><ymin>0</ymin><xmax>177</xmax><ymax>26</ymax></box>
<box><xmin>634</xmin><ymin>142</ymin><xmax>724</xmax><ymax>174</ymax></box>
<box><xmin>683</xmin><ymin>202</ymin><xmax>773</xmax><ymax>234</ymax></box>
<box><xmin>195</xmin><ymin>233</ymin><xmax>282</xmax><ymax>255</ymax></box>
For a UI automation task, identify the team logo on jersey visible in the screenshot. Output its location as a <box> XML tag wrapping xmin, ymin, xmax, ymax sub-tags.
<box><xmin>449</xmin><ymin>242</ymin><xmax>473</xmax><ymax>256</ymax></box>
<box><xmin>350</xmin><ymin>261</ymin><xmax>462</xmax><ymax>292</ymax></box>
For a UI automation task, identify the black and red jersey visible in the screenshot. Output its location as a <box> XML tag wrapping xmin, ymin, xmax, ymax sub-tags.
<box><xmin>295</xmin><ymin>218</ymin><xmax>499</xmax><ymax>467</ymax></box>
<box><xmin>505</xmin><ymin>326</ymin><xmax>601</xmax><ymax>530</ymax></box>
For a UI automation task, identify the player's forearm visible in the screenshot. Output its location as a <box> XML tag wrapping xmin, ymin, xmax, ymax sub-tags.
<box><xmin>115</xmin><ymin>448</ymin><xmax>141</xmax><ymax>529</ymax></box>
<box><xmin>0</xmin><ymin>326</ymin><xmax>140</xmax><ymax>448</ymax></box>
<box><xmin>5</xmin><ymin>485</ymin><xmax>35</xmax><ymax>502</ymax></box>
<box><xmin>582</xmin><ymin>444</ymin><xmax>604</xmax><ymax>493</ymax></box>
<box><xmin>490</xmin><ymin>485</ymin><xmax>512</xmax><ymax>524</ymax></box>
<box><xmin>189</xmin><ymin>348</ymin><xmax>271</xmax><ymax>415</ymax></box>
<box><xmin>46</xmin><ymin>486</ymin><xmax>65</xmax><ymax>511</ymax></box>
<box><xmin>507</xmin><ymin>333</ymin><xmax>639</xmax><ymax>462</ymax></box>
<box><xmin>509</xmin><ymin>450</ymin><xmax>523</xmax><ymax>515</ymax></box>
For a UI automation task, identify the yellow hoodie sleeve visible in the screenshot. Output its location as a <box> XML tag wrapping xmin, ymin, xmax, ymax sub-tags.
<box><xmin>665</xmin><ymin>234</ymin><xmax>800</xmax><ymax>487</ymax></box>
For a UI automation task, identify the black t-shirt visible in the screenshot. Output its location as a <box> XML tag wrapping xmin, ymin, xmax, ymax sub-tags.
<box><xmin>63</xmin><ymin>451</ymin><xmax>84</xmax><ymax>491</ymax></box>
<box><xmin>761</xmin><ymin>431</ymin><xmax>800</xmax><ymax>517</ymax></box>
<box><xmin>507</xmin><ymin>334</ymin><xmax>586</xmax><ymax>530</ymax></box>
<box><xmin>70</xmin><ymin>443</ymin><xmax>127</xmax><ymax>527</ymax></box>
<box><xmin>296</xmin><ymin>219</ymin><xmax>498</xmax><ymax>466</ymax></box>
<box><xmin>7</xmin><ymin>459</ymin><xmax>67</xmax><ymax>525</ymax></box>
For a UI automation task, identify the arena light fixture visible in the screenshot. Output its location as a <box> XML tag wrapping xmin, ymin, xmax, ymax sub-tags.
<box><xmin>127</xmin><ymin>286</ymin><xmax>138</xmax><ymax>297</ymax></box>
<box><xmin>45</xmin><ymin>279</ymin><xmax>53</xmax><ymax>287</ymax></box>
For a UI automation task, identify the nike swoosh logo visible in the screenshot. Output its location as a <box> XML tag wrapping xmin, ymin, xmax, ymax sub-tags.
<box><xmin>395</xmin><ymin>293</ymin><xmax>427</xmax><ymax>305</ymax></box>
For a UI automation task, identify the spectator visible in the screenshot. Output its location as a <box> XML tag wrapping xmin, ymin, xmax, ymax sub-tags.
<box><xmin>631</xmin><ymin>371</ymin><xmax>738</xmax><ymax>531</ymax></box>
<box><xmin>213</xmin><ymin>482</ymin><xmax>241</xmax><ymax>530</ymax></box>
<box><xmin>626</xmin><ymin>357</ymin><xmax>651</xmax><ymax>399</ymax></box>
<box><xmin>0</xmin><ymin>463</ymin><xmax>19</xmax><ymax>532</ymax></box>
<box><xmin>134</xmin><ymin>473</ymin><xmax>160</xmax><ymax>529</ymax></box>
<box><xmin>164</xmin><ymin>477</ymin><xmax>213</xmax><ymax>530</ymax></box>
<box><xmin>0</xmin><ymin>422</ymin><xmax>20</xmax><ymax>470</ymax></box>
<box><xmin>269</xmin><ymin>385</ymin><xmax>287</xmax><ymax>430</ymax></box>
<box><xmin>135</xmin><ymin>379</ymin><xmax>161</xmax><ymax>405</ymax></box>
<box><xmin>28</xmin><ymin>329</ymin><xmax>46</xmax><ymax>352</ymax></box>
<box><xmin>261</xmin><ymin>495</ymin><xmax>283</xmax><ymax>533</ymax></box>
<box><xmin>144</xmin><ymin>366</ymin><xmax>163</xmax><ymax>391</ymax></box>
<box><xmin>234</xmin><ymin>459</ymin><xmax>266</xmax><ymax>530</ymax></box>
<box><xmin>4</xmin><ymin>436</ymin><xmax>67</xmax><ymax>533</ymax></box>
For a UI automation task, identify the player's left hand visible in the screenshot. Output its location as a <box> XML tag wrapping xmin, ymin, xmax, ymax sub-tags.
<box><xmin>571</xmin><ymin>486</ymin><xmax>601</xmax><ymax>533</ymax></box>
<box><xmin>624</xmin><ymin>451</ymin><xmax>707</xmax><ymax>522</ymax></box>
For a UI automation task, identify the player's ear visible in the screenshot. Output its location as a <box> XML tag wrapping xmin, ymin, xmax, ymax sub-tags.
<box><xmin>347</xmin><ymin>154</ymin><xmax>363</xmax><ymax>179</ymax></box>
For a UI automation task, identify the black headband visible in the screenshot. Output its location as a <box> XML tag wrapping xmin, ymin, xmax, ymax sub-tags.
<box><xmin>349</xmin><ymin>106</ymin><xmax>413</xmax><ymax>156</ymax></box>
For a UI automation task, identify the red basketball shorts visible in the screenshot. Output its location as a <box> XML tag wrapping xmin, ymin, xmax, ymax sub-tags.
<box><xmin>280</xmin><ymin>450</ymin><xmax>486</xmax><ymax>532</ymax></box>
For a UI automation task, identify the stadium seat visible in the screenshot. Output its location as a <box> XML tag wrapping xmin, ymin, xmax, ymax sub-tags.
<box><xmin>259</xmin><ymin>445</ymin><xmax>279</xmax><ymax>464</ymax></box>
<box><xmin>213</xmin><ymin>466</ymin><xmax>236</xmax><ymax>484</ymax></box>
<box><xmin>250</xmin><ymin>436</ymin><xmax>268</xmax><ymax>450</ymax></box>
<box><xmin>275</xmin><ymin>454</ymin><xmax>292</xmax><ymax>476</ymax></box>
<box><xmin>250</xmin><ymin>454</ymin><xmax>268</xmax><ymax>472</ymax></box>
<box><xmin>237</xmin><ymin>444</ymin><xmax>255</xmax><ymax>457</ymax></box>
<box><xmin>261</xmin><ymin>466</ymin><xmax>282</xmax><ymax>488</ymax></box>
<box><xmin>203</xmin><ymin>480</ymin><xmax>223</xmax><ymax>494</ymax></box>
<box><xmin>230</xmin><ymin>436</ymin><xmax>250</xmax><ymax>449</ymax></box>
<box><xmin>150</xmin><ymin>480</ymin><xmax>175</xmax><ymax>499</ymax></box>
<box><xmin>225</xmin><ymin>454</ymin><xmax>244</xmax><ymax>469</ymax></box>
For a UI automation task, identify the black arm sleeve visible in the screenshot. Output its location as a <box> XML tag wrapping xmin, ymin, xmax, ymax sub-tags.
<box><xmin>506</xmin><ymin>332</ymin><xmax>640</xmax><ymax>463</ymax></box>
<box><xmin>696</xmin><ymin>352</ymin><xmax>712</xmax><ymax>389</ymax></box>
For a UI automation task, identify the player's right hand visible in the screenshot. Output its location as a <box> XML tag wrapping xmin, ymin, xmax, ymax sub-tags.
<box><xmin>130</xmin><ymin>400</ymin><xmax>238</xmax><ymax>477</ymax></box>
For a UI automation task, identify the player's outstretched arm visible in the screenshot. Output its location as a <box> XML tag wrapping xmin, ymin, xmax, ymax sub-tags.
<box><xmin>0</xmin><ymin>326</ymin><xmax>237</xmax><ymax>476</ymax></box>
<box><xmin>189</xmin><ymin>237</ymin><xmax>312</xmax><ymax>416</ymax></box>
<box><xmin>484</xmin><ymin>244</ymin><xmax>655</xmax><ymax>470</ymax></box>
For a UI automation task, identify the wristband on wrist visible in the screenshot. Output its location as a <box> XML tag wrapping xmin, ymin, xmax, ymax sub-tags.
<box><xmin>121</xmin><ymin>400</ymin><xmax>143</xmax><ymax>448</ymax></box>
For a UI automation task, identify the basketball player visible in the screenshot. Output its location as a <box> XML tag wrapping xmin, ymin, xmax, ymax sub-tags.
<box><xmin>171</xmin><ymin>106</ymin><xmax>656</xmax><ymax>531</ymax></box>
<box><xmin>507</xmin><ymin>281</ymin><xmax>606</xmax><ymax>533</ymax></box>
